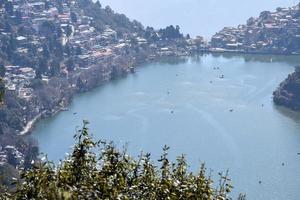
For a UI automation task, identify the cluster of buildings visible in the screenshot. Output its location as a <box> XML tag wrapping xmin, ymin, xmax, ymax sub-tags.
<box><xmin>211</xmin><ymin>3</ymin><xmax>300</xmax><ymax>54</ymax></box>
<box><xmin>0</xmin><ymin>145</ymin><xmax>24</xmax><ymax>168</ymax></box>
<box><xmin>3</xmin><ymin>65</ymin><xmax>35</xmax><ymax>100</ymax></box>
<box><xmin>0</xmin><ymin>0</ymin><xmax>119</xmax><ymax>98</ymax></box>
<box><xmin>1</xmin><ymin>0</ymin><xmax>209</xmax><ymax>100</ymax></box>
<box><xmin>4</xmin><ymin>0</ymin><xmax>299</xmax><ymax>104</ymax></box>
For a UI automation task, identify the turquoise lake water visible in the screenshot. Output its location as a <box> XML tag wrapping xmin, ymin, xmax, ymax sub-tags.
<box><xmin>33</xmin><ymin>54</ymin><xmax>300</xmax><ymax>199</ymax></box>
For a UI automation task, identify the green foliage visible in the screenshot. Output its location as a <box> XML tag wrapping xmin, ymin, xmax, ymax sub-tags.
<box><xmin>0</xmin><ymin>121</ymin><xmax>244</xmax><ymax>199</ymax></box>
<box><xmin>77</xmin><ymin>0</ymin><xmax>143</xmax><ymax>35</ymax></box>
<box><xmin>159</xmin><ymin>25</ymin><xmax>183</xmax><ymax>40</ymax></box>
<box><xmin>0</xmin><ymin>78</ymin><xmax>4</xmax><ymax>104</ymax></box>
<box><xmin>65</xmin><ymin>25</ymin><xmax>72</xmax><ymax>37</ymax></box>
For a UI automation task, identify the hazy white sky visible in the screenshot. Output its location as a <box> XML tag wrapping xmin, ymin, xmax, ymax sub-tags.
<box><xmin>99</xmin><ymin>0</ymin><xmax>297</xmax><ymax>38</ymax></box>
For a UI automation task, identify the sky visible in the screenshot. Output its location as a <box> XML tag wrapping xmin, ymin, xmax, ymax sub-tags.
<box><xmin>99</xmin><ymin>0</ymin><xmax>297</xmax><ymax>39</ymax></box>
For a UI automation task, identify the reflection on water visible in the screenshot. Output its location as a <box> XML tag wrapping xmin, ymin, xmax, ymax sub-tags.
<box><xmin>33</xmin><ymin>54</ymin><xmax>300</xmax><ymax>200</ymax></box>
<box><xmin>211</xmin><ymin>53</ymin><xmax>300</xmax><ymax>65</ymax></box>
<box><xmin>275</xmin><ymin>105</ymin><xmax>300</xmax><ymax>123</ymax></box>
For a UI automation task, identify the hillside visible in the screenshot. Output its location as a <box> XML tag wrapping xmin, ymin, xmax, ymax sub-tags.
<box><xmin>273</xmin><ymin>65</ymin><xmax>300</xmax><ymax>110</ymax></box>
<box><xmin>1</xmin><ymin>0</ymin><xmax>299</xmax><ymax>194</ymax></box>
<box><xmin>0</xmin><ymin>0</ymin><xmax>205</xmax><ymax>183</ymax></box>
<box><xmin>210</xmin><ymin>3</ymin><xmax>300</xmax><ymax>54</ymax></box>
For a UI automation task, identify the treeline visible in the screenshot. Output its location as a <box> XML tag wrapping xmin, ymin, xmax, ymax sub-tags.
<box><xmin>77</xmin><ymin>0</ymin><xmax>144</xmax><ymax>35</ymax></box>
<box><xmin>0</xmin><ymin>122</ymin><xmax>246</xmax><ymax>200</ymax></box>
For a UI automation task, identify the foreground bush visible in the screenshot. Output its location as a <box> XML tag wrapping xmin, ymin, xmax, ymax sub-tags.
<box><xmin>1</xmin><ymin>121</ymin><xmax>246</xmax><ymax>199</ymax></box>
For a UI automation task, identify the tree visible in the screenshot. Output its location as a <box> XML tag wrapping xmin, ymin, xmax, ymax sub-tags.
<box><xmin>95</xmin><ymin>1</ymin><xmax>102</xmax><ymax>8</ymax></box>
<box><xmin>15</xmin><ymin>11</ymin><xmax>22</xmax><ymax>24</ymax></box>
<box><xmin>54</xmin><ymin>42</ymin><xmax>64</xmax><ymax>59</ymax></box>
<box><xmin>45</xmin><ymin>1</ymin><xmax>51</xmax><ymax>10</ymax></box>
<box><xmin>50</xmin><ymin>59</ymin><xmax>61</xmax><ymax>76</ymax></box>
<box><xmin>64</xmin><ymin>43</ymin><xmax>72</xmax><ymax>57</ymax></box>
<box><xmin>37</xmin><ymin>57</ymin><xmax>48</xmax><ymax>74</ymax></box>
<box><xmin>105</xmin><ymin>5</ymin><xmax>113</xmax><ymax>13</ymax></box>
<box><xmin>66</xmin><ymin>25</ymin><xmax>72</xmax><ymax>37</ymax></box>
<box><xmin>186</xmin><ymin>34</ymin><xmax>191</xmax><ymax>40</ymax></box>
<box><xmin>4</xmin><ymin>21</ymin><xmax>11</xmax><ymax>32</ymax></box>
<box><xmin>71</xmin><ymin>12</ymin><xmax>77</xmax><ymax>23</ymax></box>
<box><xmin>35</xmin><ymin>67</ymin><xmax>42</xmax><ymax>79</ymax></box>
<box><xmin>0</xmin><ymin>79</ymin><xmax>4</xmax><ymax>103</ymax></box>
<box><xmin>159</xmin><ymin>25</ymin><xmax>183</xmax><ymax>40</ymax></box>
<box><xmin>66</xmin><ymin>58</ymin><xmax>75</xmax><ymax>72</ymax></box>
<box><xmin>0</xmin><ymin>122</ymin><xmax>243</xmax><ymax>199</ymax></box>
<box><xmin>4</xmin><ymin>1</ymin><xmax>13</xmax><ymax>15</ymax></box>
<box><xmin>42</xmin><ymin>44</ymin><xmax>50</xmax><ymax>59</ymax></box>
<box><xmin>75</xmin><ymin>46</ymin><xmax>82</xmax><ymax>55</ymax></box>
<box><xmin>0</xmin><ymin>63</ymin><xmax>6</xmax><ymax>77</ymax></box>
<box><xmin>56</xmin><ymin>26</ymin><xmax>63</xmax><ymax>38</ymax></box>
<box><xmin>76</xmin><ymin>77</ymin><xmax>85</xmax><ymax>92</ymax></box>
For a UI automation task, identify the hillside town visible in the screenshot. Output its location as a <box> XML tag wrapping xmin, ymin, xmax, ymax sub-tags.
<box><xmin>0</xmin><ymin>0</ymin><xmax>300</xmax><ymax>188</ymax></box>
<box><xmin>0</xmin><ymin>0</ymin><xmax>208</xmax><ymax>179</ymax></box>
<box><xmin>1</xmin><ymin>0</ymin><xmax>206</xmax><ymax>102</ymax></box>
<box><xmin>211</xmin><ymin>3</ymin><xmax>300</xmax><ymax>54</ymax></box>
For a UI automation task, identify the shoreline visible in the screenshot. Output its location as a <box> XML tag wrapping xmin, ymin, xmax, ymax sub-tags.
<box><xmin>19</xmin><ymin>107</ymin><xmax>69</xmax><ymax>136</ymax></box>
<box><xmin>18</xmin><ymin>50</ymin><xmax>300</xmax><ymax>137</ymax></box>
<box><xmin>19</xmin><ymin>113</ymin><xmax>43</xmax><ymax>136</ymax></box>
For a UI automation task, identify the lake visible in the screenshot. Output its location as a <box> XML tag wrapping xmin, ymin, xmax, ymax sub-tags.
<box><xmin>99</xmin><ymin>0</ymin><xmax>297</xmax><ymax>38</ymax></box>
<box><xmin>32</xmin><ymin>53</ymin><xmax>300</xmax><ymax>199</ymax></box>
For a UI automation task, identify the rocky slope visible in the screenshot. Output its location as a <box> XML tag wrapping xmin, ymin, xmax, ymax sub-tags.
<box><xmin>273</xmin><ymin>66</ymin><xmax>300</xmax><ymax>110</ymax></box>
